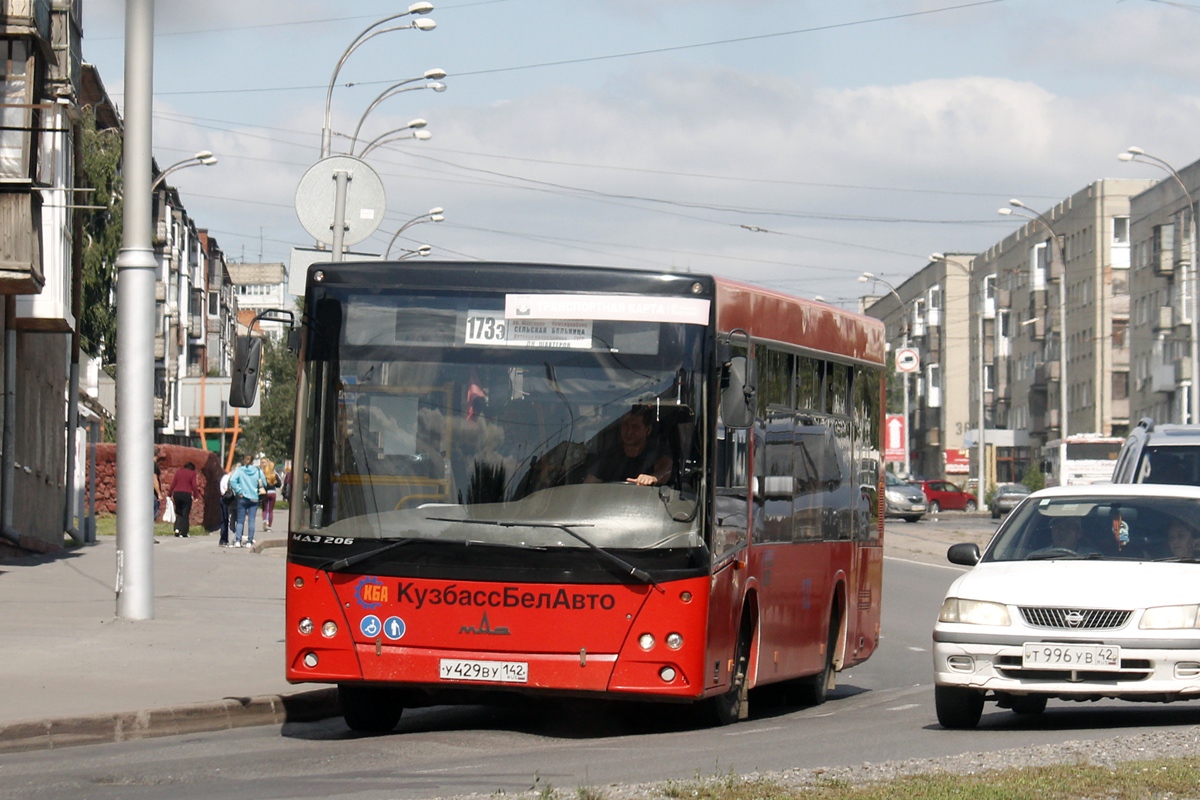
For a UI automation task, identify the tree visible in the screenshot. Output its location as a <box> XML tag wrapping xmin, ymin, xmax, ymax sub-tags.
<box><xmin>80</xmin><ymin>107</ymin><xmax>122</xmax><ymax>364</ymax></box>
<box><xmin>1020</xmin><ymin>462</ymin><xmax>1045</xmax><ymax>493</ymax></box>
<box><xmin>239</xmin><ymin>335</ymin><xmax>298</xmax><ymax>463</ymax></box>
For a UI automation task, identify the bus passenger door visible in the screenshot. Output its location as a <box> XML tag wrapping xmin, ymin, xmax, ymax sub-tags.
<box><xmin>707</xmin><ymin>423</ymin><xmax>750</xmax><ymax>694</ymax></box>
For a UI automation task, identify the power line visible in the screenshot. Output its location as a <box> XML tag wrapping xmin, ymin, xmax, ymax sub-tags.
<box><xmin>142</xmin><ymin>1</ymin><xmax>1007</xmax><ymax>97</ymax></box>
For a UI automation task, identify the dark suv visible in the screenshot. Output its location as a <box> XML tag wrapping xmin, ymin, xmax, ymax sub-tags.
<box><xmin>1111</xmin><ymin>417</ymin><xmax>1200</xmax><ymax>485</ymax></box>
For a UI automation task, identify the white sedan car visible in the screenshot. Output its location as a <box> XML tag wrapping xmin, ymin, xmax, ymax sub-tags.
<box><xmin>933</xmin><ymin>483</ymin><xmax>1200</xmax><ymax>729</ymax></box>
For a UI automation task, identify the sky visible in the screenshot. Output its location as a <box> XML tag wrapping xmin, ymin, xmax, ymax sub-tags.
<box><xmin>78</xmin><ymin>0</ymin><xmax>1200</xmax><ymax>307</ymax></box>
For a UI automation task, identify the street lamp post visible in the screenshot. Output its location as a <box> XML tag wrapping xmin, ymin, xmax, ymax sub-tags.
<box><xmin>348</xmin><ymin>72</ymin><xmax>446</xmax><ymax>153</ymax></box>
<box><xmin>385</xmin><ymin>207</ymin><xmax>444</xmax><ymax>258</ymax></box>
<box><xmin>395</xmin><ymin>244</ymin><xmax>432</xmax><ymax>260</ymax></box>
<box><xmin>151</xmin><ymin>150</ymin><xmax>217</xmax><ymax>190</ymax></box>
<box><xmin>931</xmin><ymin>253</ymin><xmax>987</xmax><ymax>512</ymax></box>
<box><xmin>860</xmin><ymin>272</ymin><xmax>911</xmax><ymax>476</ymax></box>
<box><xmin>1001</xmin><ymin>200</ymin><xmax>1069</xmax><ymax>486</ymax></box>
<box><xmin>358</xmin><ymin>124</ymin><xmax>432</xmax><ymax>158</ymax></box>
<box><xmin>1119</xmin><ymin>147</ymin><xmax>1200</xmax><ymax>424</ymax></box>
<box><xmin>320</xmin><ymin>3</ymin><xmax>436</xmax><ymax>159</ymax></box>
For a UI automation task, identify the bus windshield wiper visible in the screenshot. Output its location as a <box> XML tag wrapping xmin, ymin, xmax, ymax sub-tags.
<box><xmin>426</xmin><ymin>516</ymin><xmax>661</xmax><ymax>590</ymax></box>
<box><xmin>322</xmin><ymin>538</ymin><xmax>417</xmax><ymax>572</ymax></box>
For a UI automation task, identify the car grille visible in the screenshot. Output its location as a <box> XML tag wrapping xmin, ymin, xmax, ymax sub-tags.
<box><xmin>1019</xmin><ymin>607</ymin><xmax>1132</xmax><ymax>630</ymax></box>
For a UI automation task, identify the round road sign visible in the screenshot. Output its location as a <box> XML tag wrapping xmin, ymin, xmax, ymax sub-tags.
<box><xmin>895</xmin><ymin>347</ymin><xmax>920</xmax><ymax>373</ymax></box>
<box><xmin>295</xmin><ymin>155</ymin><xmax>386</xmax><ymax>247</ymax></box>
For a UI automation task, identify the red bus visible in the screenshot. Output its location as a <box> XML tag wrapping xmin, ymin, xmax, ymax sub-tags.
<box><xmin>233</xmin><ymin>262</ymin><xmax>886</xmax><ymax>732</ymax></box>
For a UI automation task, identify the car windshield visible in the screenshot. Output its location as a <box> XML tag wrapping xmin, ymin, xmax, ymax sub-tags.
<box><xmin>983</xmin><ymin>494</ymin><xmax>1200</xmax><ymax>562</ymax></box>
<box><xmin>885</xmin><ymin>472</ymin><xmax>907</xmax><ymax>487</ymax></box>
<box><xmin>998</xmin><ymin>483</ymin><xmax>1030</xmax><ymax>496</ymax></box>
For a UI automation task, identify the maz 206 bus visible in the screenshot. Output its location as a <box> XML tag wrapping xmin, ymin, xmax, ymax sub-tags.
<box><xmin>231</xmin><ymin>261</ymin><xmax>886</xmax><ymax>733</ymax></box>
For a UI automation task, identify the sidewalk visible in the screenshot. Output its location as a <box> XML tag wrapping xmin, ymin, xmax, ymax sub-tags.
<box><xmin>0</xmin><ymin>512</ymin><xmax>990</xmax><ymax>754</ymax></box>
<box><xmin>0</xmin><ymin>509</ymin><xmax>338</xmax><ymax>754</ymax></box>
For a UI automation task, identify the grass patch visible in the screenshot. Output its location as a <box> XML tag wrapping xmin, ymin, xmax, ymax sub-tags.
<box><xmin>92</xmin><ymin>517</ymin><xmax>207</xmax><ymax>538</ymax></box>
<box><xmin>655</xmin><ymin>757</ymin><xmax>1200</xmax><ymax>800</ymax></box>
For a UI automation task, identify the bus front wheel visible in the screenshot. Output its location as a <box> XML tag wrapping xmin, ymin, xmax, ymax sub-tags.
<box><xmin>339</xmin><ymin>684</ymin><xmax>403</xmax><ymax>734</ymax></box>
<box><xmin>709</xmin><ymin>613</ymin><xmax>752</xmax><ymax>726</ymax></box>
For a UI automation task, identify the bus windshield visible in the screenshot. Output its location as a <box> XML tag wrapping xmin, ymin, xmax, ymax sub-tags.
<box><xmin>295</xmin><ymin>289</ymin><xmax>709</xmax><ymax>552</ymax></box>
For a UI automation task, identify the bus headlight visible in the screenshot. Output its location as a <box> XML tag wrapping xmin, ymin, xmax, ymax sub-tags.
<box><xmin>321</xmin><ymin>621</ymin><xmax>339</xmax><ymax>638</ymax></box>
<box><xmin>665</xmin><ymin>633</ymin><xmax>683</xmax><ymax>650</ymax></box>
<box><xmin>303</xmin><ymin>652</ymin><xmax>319</xmax><ymax>668</ymax></box>
<box><xmin>298</xmin><ymin>617</ymin><xmax>314</xmax><ymax>635</ymax></box>
<box><xmin>638</xmin><ymin>633</ymin><xmax>655</xmax><ymax>651</ymax></box>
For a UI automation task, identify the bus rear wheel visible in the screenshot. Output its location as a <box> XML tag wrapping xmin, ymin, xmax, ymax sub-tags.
<box><xmin>796</xmin><ymin>612</ymin><xmax>839</xmax><ymax>706</ymax></box>
<box><xmin>709</xmin><ymin>613</ymin><xmax>752</xmax><ymax>726</ymax></box>
<box><xmin>339</xmin><ymin>684</ymin><xmax>403</xmax><ymax>734</ymax></box>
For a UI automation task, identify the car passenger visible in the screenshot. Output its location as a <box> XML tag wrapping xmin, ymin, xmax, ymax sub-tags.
<box><xmin>1166</xmin><ymin>520</ymin><xmax>1197</xmax><ymax>559</ymax></box>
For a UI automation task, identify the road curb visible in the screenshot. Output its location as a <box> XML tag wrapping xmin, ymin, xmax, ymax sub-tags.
<box><xmin>0</xmin><ymin>687</ymin><xmax>340</xmax><ymax>754</ymax></box>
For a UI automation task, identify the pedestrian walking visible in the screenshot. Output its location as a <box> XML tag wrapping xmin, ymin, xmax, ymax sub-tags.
<box><xmin>167</xmin><ymin>461</ymin><xmax>201</xmax><ymax>538</ymax></box>
<box><xmin>153</xmin><ymin>447</ymin><xmax>164</xmax><ymax>521</ymax></box>
<box><xmin>261</xmin><ymin>457</ymin><xmax>279</xmax><ymax>532</ymax></box>
<box><xmin>218</xmin><ymin>468</ymin><xmax>236</xmax><ymax>547</ymax></box>
<box><xmin>230</xmin><ymin>454</ymin><xmax>266</xmax><ymax>548</ymax></box>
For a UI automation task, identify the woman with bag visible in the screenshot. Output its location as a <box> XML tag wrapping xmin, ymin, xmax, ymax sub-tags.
<box><xmin>260</xmin><ymin>457</ymin><xmax>279</xmax><ymax>532</ymax></box>
<box><xmin>230</xmin><ymin>454</ymin><xmax>266</xmax><ymax>549</ymax></box>
<box><xmin>167</xmin><ymin>461</ymin><xmax>201</xmax><ymax>538</ymax></box>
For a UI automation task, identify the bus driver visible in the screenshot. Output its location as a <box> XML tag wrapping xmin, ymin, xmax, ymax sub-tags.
<box><xmin>585</xmin><ymin>406</ymin><xmax>673</xmax><ymax>487</ymax></box>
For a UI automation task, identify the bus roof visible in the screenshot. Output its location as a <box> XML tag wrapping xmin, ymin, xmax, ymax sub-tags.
<box><xmin>713</xmin><ymin>275</ymin><xmax>886</xmax><ymax>366</ymax></box>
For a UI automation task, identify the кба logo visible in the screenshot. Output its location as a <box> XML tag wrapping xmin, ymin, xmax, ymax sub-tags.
<box><xmin>354</xmin><ymin>576</ymin><xmax>388</xmax><ymax>609</ymax></box>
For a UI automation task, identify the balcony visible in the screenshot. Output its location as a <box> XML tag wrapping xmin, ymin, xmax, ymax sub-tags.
<box><xmin>1</xmin><ymin>0</ymin><xmax>52</xmax><ymax>39</ymax></box>
<box><xmin>1155</xmin><ymin>306</ymin><xmax>1175</xmax><ymax>333</ymax></box>
<box><xmin>0</xmin><ymin>190</ymin><xmax>43</xmax><ymax>294</ymax></box>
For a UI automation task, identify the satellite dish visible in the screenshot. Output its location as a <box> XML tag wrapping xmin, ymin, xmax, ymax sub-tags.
<box><xmin>295</xmin><ymin>155</ymin><xmax>386</xmax><ymax>246</ymax></box>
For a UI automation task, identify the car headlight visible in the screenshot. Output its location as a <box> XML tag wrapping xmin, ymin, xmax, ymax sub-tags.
<box><xmin>885</xmin><ymin>490</ymin><xmax>904</xmax><ymax>502</ymax></box>
<box><xmin>1140</xmin><ymin>604</ymin><xmax>1200</xmax><ymax>630</ymax></box>
<box><xmin>938</xmin><ymin>597</ymin><xmax>1011</xmax><ymax>626</ymax></box>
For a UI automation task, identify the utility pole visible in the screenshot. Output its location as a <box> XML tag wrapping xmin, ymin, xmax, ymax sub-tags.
<box><xmin>115</xmin><ymin>0</ymin><xmax>156</xmax><ymax>619</ymax></box>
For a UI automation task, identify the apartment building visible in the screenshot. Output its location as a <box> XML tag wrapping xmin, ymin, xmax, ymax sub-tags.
<box><xmin>864</xmin><ymin>179</ymin><xmax>1152</xmax><ymax>492</ymax></box>
<box><xmin>862</xmin><ymin>254</ymin><xmax>972</xmax><ymax>481</ymax></box>
<box><xmin>1127</xmin><ymin>159</ymin><xmax>1200</xmax><ymax>424</ymax></box>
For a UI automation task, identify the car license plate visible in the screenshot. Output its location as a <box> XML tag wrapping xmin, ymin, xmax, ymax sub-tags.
<box><xmin>1022</xmin><ymin>643</ymin><xmax>1120</xmax><ymax>671</ymax></box>
<box><xmin>439</xmin><ymin>658</ymin><xmax>528</xmax><ymax>683</ymax></box>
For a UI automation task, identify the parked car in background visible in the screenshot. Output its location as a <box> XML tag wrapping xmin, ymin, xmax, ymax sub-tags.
<box><xmin>933</xmin><ymin>483</ymin><xmax>1200</xmax><ymax>729</ymax></box>
<box><xmin>990</xmin><ymin>483</ymin><xmax>1031</xmax><ymax>520</ymax></box>
<box><xmin>1111</xmin><ymin>417</ymin><xmax>1200</xmax><ymax>486</ymax></box>
<box><xmin>884</xmin><ymin>471</ymin><xmax>926</xmax><ymax>523</ymax></box>
<box><xmin>918</xmin><ymin>479</ymin><xmax>977</xmax><ymax>513</ymax></box>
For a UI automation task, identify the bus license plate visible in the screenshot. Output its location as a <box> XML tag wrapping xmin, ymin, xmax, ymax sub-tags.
<box><xmin>439</xmin><ymin>659</ymin><xmax>529</xmax><ymax>683</ymax></box>
<box><xmin>1022</xmin><ymin>643</ymin><xmax>1120</xmax><ymax>671</ymax></box>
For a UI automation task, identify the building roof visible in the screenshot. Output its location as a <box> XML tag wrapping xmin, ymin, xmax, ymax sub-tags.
<box><xmin>226</xmin><ymin>262</ymin><xmax>286</xmax><ymax>286</ymax></box>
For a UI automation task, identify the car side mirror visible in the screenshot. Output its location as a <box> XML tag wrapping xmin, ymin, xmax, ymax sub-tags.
<box><xmin>947</xmin><ymin>542</ymin><xmax>981</xmax><ymax>566</ymax></box>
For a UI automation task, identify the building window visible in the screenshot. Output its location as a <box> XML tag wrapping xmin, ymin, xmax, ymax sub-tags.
<box><xmin>0</xmin><ymin>38</ymin><xmax>33</xmax><ymax>179</ymax></box>
<box><xmin>1031</xmin><ymin>241</ymin><xmax>1047</xmax><ymax>290</ymax></box>
<box><xmin>1113</xmin><ymin>216</ymin><xmax>1129</xmax><ymax>245</ymax></box>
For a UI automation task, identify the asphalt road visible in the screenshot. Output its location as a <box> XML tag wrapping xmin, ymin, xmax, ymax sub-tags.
<box><xmin>5</xmin><ymin>516</ymin><xmax>1200</xmax><ymax>800</ymax></box>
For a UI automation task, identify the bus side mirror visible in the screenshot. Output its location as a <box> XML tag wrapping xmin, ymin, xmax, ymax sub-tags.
<box><xmin>229</xmin><ymin>336</ymin><xmax>263</xmax><ymax>408</ymax></box>
<box><xmin>721</xmin><ymin>354</ymin><xmax>756</xmax><ymax>429</ymax></box>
